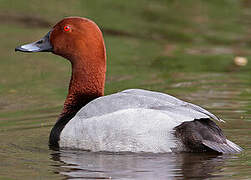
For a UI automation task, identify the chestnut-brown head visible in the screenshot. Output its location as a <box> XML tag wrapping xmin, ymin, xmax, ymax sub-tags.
<box><xmin>16</xmin><ymin>17</ymin><xmax>106</xmax><ymax>66</ymax></box>
<box><xmin>50</xmin><ymin>17</ymin><xmax>106</xmax><ymax>64</ymax></box>
<box><xmin>16</xmin><ymin>17</ymin><xmax>107</xmax><ymax>116</ymax></box>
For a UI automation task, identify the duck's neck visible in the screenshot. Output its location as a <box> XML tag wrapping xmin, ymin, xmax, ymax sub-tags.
<box><xmin>62</xmin><ymin>58</ymin><xmax>106</xmax><ymax>118</ymax></box>
<box><xmin>49</xmin><ymin>50</ymin><xmax>106</xmax><ymax>148</ymax></box>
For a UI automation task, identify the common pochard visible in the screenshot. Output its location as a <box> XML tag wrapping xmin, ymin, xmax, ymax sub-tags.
<box><xmin>15</xmin><ymin>17</ymin><xmax>242</xmax><ymax>153</ymax></box>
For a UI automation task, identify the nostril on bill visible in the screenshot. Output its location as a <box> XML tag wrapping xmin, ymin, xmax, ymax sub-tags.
<box><xmin>37</xmin><ymin>40</ymin><xmax>43</xmax><ymax>44</ymax></box>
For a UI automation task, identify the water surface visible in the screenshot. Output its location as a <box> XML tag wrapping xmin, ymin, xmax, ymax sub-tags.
<box><xmin>1</xmin><ymin>1</ymin><xmax>251</xmax><ymax>179</ymax></box>
<box><xmin>0</xmin><ymin>71</ymin><xmax>250</xmax><ymax>180</ymax></box>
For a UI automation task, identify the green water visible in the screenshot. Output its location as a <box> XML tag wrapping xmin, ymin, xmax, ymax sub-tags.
<box><xmin>0</xmin><ymin>68</ymin><xmax>250</xmax><ymax>180</ymax></box>
<box><xmin>1</xmin><ymin>0</ymin><xmax>251</xmax><ymax>179</ymax></box>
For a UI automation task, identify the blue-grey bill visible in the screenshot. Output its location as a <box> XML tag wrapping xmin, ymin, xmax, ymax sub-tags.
<box><xmin>15</xmin><ymin>31</ymin><xmax>52</xmax><ymax>52</ymax></box>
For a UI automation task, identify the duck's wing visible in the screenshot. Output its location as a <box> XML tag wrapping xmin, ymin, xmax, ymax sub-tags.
<box><xmin>76</xmin><ymin>89</ymin><xmax>221</xmax><ymax>123</ymax></box>
<box><xmin>122</xmin><ymin>89</ymin><xmax>223</xmax><ymax>122</ymax></box>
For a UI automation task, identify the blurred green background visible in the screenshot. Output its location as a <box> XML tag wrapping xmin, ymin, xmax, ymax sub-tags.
<box><xmin>1</xmin><ymin>1</ymin><xmax>251</xmax><ymax>179</ymax></box>
<box><xmin>1</xmin><ymin>0</ymin><xmax>251</xmax><ymax>122</ymax></box>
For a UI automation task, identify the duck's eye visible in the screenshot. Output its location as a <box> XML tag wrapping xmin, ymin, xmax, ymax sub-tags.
<box><xmin>63</xmin><ymin>25</ymin><xmax>71</xmax><ymax>32</ymax></box>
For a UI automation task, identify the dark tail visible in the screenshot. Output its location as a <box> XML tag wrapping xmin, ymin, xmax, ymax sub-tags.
<box><xmin>174</xmin><ymin>118</ymin><xmax>242</xmax><ymax>154</ymax></box>
<box><xmin>202</xmin><ymin>139</ymin><xmax>242</xmax><ymax>154</ymax></box>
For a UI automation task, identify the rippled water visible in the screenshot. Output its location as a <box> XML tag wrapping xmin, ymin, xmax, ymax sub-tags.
<box><xmin>0</xmin><ymin>71</ymin><xmax>250</xmax><ymax>180</ymax></box>
<box><xmin>1</xmin><ymin>0</ymin><xmax>251</xmax><ymax>179</ymax></box>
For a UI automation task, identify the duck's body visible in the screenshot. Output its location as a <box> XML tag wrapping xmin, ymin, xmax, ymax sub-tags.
<box><xmin>59</xmin><ymin>89</ymin><xmax>222</xmax><ymax>152</ymax></box>
<box><xmin>15</xmin><ymin>17</ymin><xmax>242</xmax><ymax>153</ymax></box>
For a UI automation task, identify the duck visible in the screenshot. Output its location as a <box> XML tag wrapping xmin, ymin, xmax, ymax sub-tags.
<box><xmin>15</xmin><ymin>17</ymin><xmax>242</xmax><ymax>153</ymax></box>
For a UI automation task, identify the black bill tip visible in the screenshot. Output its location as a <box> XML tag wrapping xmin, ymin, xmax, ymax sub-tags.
<box><xmin>15</xmin><ymin>31</ymin><xmax>52</xmax><ymax>53</ymax></box>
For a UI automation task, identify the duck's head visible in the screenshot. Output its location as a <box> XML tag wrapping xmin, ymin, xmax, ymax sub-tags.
<box><xmin>15</xmin><ymin>17</ymin><xmax>106</xmax><ymax>65</ymax></box>
<box><xmin>16</xmin><ymin>17</ymin><xmax>107</xmax><ymax>116</ymax></box>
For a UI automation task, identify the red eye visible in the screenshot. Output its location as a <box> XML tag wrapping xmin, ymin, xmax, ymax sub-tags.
<box><xmin>64</xmin><ymin>25</ymin><xmax>71</xmax><ymax>32</ymax></box>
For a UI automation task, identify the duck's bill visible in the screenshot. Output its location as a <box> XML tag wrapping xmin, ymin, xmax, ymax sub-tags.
<box><xmin>15</xmin><ymin>31</ymin><xmax>53</xmax><ymax>53</ymax></box>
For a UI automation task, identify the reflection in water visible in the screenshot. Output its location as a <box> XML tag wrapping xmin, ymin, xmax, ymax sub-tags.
<box><xmin>51</xmin><ymin>150</ymin><xmax>232</xmax><ymax>180</ymax></box>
